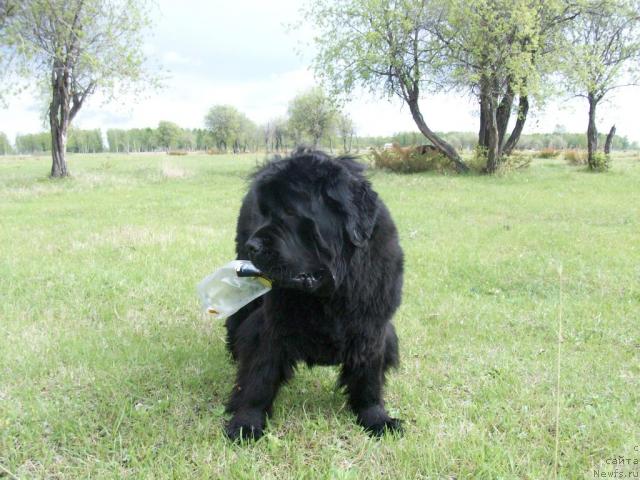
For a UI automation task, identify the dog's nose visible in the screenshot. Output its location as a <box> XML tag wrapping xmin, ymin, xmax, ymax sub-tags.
<box><xmin>245</xmin><ymin>238</ymin><xmax>263</xmax><ymax>257</ymax></box>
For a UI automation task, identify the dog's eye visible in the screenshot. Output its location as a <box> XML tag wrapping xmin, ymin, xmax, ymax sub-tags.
<box><xmin>283</xmin><ymin>206</ymin><xmax>296</xmax><ymax>216</ymax></box>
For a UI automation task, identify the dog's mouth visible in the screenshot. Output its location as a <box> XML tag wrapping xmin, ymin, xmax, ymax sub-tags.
<box><xmin>259</xmin><ymin>266</ymin><xmax>335</xmax><ymax>294</ymax></box>
<box><xmin>288</xmin><ymin>271</ymin><xmax>326</xmax><ymax>290</ymax></box>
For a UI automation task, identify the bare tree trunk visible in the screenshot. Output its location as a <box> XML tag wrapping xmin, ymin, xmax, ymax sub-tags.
<box><xmin>478</xmin><ymin>77</ymin><xmax>501</xmax><ymax>173</ymax></box>
<box><xmin>587</xmin><ymin>93</ymin><xmax>598</xmax><ymax>169</ymax></box>
<box><xmin>496</xmin><ymin>84</ymin><xmax>514</xmax><ymax>152</ymax></box>
<box><xmin>407</xmin><ymin>97</ymin><xmax>469</xmax><ymax>173</ymax></box>
<box><xmin>478</xmin><ymin>99</ymin><xmax>488</xmax><ymax>148</ymax></box>
<box><xmin>481</xmin><ymin>93</ymin><xmax>500</xmax><ymax>174</ymax></box>
<box><xmin>50</xmin><ymin>120</ymin><xmax>68</xmax><ymax>177</ymax></box>
<box><xmin>479</xmin><ymin>81</ymin><xmax>512</xmax><ymax>155</ymax></box>
<box><xmin>50</xmin><ymin>61</ymin><xmax>71</xmax><ymax>178</ymax></box>
<box><xmin>604</xmin><ymin>124</ymin><xmax>616</xmax><ymax>154</ymax></box>
<box><xmin>502</xmin><ymin>96</ymin><xmax>529</xmax><ymax>156</ymax></box>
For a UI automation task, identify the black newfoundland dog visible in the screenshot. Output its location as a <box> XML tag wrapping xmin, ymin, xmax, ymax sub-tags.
<box><xmin>224</xmin><ymin>148</ymin><xmax>404</xmax><ymax>441</ymax></box>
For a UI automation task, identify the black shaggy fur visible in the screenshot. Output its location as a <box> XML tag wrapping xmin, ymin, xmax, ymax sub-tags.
<box><xmin>224</xmin><ymin>148</ymin><xmax>404</xmax><ymax>441</ymax></box>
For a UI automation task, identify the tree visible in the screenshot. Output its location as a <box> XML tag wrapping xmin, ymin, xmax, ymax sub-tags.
<box><xmin>0</xmin><ymin>131</ymin><xmax>12</xmax><ymax>154</ymax></box>
<box><xmin>178</xmin><ymin>129</ymin><xmax>196</xmax><ymax>151</ymax></box>
<box><xmin>16</xmin><ymin>132</ymin><xmax>51</xmax><ymax>153</ymax></box>
<box><xmin>236</xmin><ymin>115</ymin><xmax>258</xmax><ymax>153</ymax></box>
<box><xmin>1</xmin><ymin>0</ymin><xmax>158</xmax><ymax>177</ymax></box>
<box><xmin>306</xmin><ymin>0</ymin><xmax>469</xmax><ymax>171</ymax></box>
<box><xmin>67</xmin><ymin>128</ymin><xmax>103</xmax><ymax>153</ymax></box>
<box><xmin>272</xmin><ymin>117</ymin><xmax>288</xmax><ymax>152</ymax></box>
<box><xmin>561</xmin><ymin>0</ymin><xmax>640</xmax><ymax>169</ymax></box>
<box><xmin>204</xmin><ymin>105</ymin><xmax>254</xmax><ymax>153</ymax></box>
<box><xmin>336</xmin><ymin>113</ymin><xmax>356</xmax><ymax>153</ymax></box>
<box><xmin>156</xmin><ymin>121</ymin><xmax>182</xmax><ymax>151</ymax></box>
<box><xmin>431</xmin><ymin>0</ymin><xmax>578</xmax><ymax>172</ymax></box>
<box><xmin>106</xmin><ymin>128</ymin><xmax>128</xmax><ymax>153</ymax></box>
<box><xmin>306</xmin><ymin>0</ymin><xmax>580</xmax><ymax>173</ymax></box>
<box><xmin>288</xmin><ymin>87</ymin><xmax>337</xmax><ymax>148</ymax></box>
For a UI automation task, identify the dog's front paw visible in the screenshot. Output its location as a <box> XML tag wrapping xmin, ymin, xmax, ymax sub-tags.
<box><xmin>363</xmin><ymin>417</ymin><xmax>404</xmax><ymax>437</ymax></box>
<box><xmin>224</xmin><ymin>411</ymin><xmax>265</xmax><ymax>442</ymax></box>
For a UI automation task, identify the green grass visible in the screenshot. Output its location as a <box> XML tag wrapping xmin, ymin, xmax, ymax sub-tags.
<box><xmin>1</xmin><ymin>152</ymin><xmax>639</xmax><ymax>479</ymax></box>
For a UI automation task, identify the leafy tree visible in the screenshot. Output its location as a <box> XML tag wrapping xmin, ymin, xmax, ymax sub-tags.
<box><xmin>204</xmin><ymin>105</ymin><xmax>255</xmax><ymax>153</ymax></box>
<box><xmin>306</xmin><ymin>0</ymin><xmax>469</xmax><ymax>171</ymax></box>
<box><xmin>178</xmin><ymin>129</ymin><xmax>196</xmax><ymax>151</ymax></box>
<box><xmin>156</xmin><ymin>121</ymin><xmax>182</xmax><ymax>151</ymax></box>
<box><xmin>236</xmin><ymin>115</ymin><xmax>258</xmax><ymax>153</ymax></box>
<box><xmin>287</xmin><ymin>87</ymin><xmax>337</xmax><ymax>148</ymax></box>
<box><xmin>15</xmin><ymin>131</ymin><xmax>51</xmax><ymax>153</ymax></box>
<box><xmin>194</xmin><ymin>128</ymin><xmax>214</xmax><ymax>151</ymax></box>
<box><xmin>336</xmin><ymin>113</ymin><xmax>355</xmax><ymax>153</ymax></box>
<box><xmin>0</xmin><ymin>0</ymin><xmax>158</xmax><ymax>177</ymax></box>
<box><xmin>67</xmin><ymin>128</ymin><xmax>103</xmax><ymax>153</ymax></box>
<box><xmin>433</xmin><ymin>0</ymin><xmax>577</xmax><ymax>172</ymax></box>
<box><xmin>0</xmin><ymin>131</ymin><xmax>12</xmax><ymax>154</ymax></box>
<box><xmin>106</xmin><ymin>129</ymin><xmax>129</xmax><ymax>153</ymax></box>
<box><xmin>561</xmin><ymin>0</ymin><xmax>640</xmax><ymax>169</ymax></box>
<box><xmin>306</xmin><ymin>0</ymin><xmax>579</xmax><ymax>173</ymax></box>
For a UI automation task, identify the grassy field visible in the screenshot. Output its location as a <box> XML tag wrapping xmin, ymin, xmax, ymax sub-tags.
<box><xmin>1</xmin><ymin>152</ymin><xmax>639</xmax><ymax>479</ymax></box>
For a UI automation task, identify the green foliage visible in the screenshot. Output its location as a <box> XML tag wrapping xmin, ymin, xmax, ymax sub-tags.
<box><xmin>439</xmin><ymin>0</ymin><xmax>556</xmax><ymax>98</ymax></box>
<box><xmin>15</xmin><ymin>129</ymin><xmax>104</xmax><ymax>154</ymax></box>
<box><xmin>370</xmin><ymin>145</ymin><xmax>454</xmax><ymax>174</ymax></box>
<box><xmin>15</xmin><ymin>131</ymin><xmax>51</xmax><ymax>154</ymax></box>
<box><xmin>0</xmin><ymin>0</ymin><xmax>160</xmax><ymax>176</ymax></box>
<box><xmin>0</xmin><ymin>131</ymin><xmax>12</xmax><ymax>154</ymax></box>
<box><xmin>105</xmin><ymin>127</ymin><xmax>215</xmax><ymax>153</ymax></box>
<box><xmin>590</xmin><ymin>152</ymin><xmax>610</xmax><ymax>171</ymax></box>
<box><xmin>336</xmin><ymin>112</ymin><xmax>355</xmax><ymax>153</ymax></box>
<box><xmin>0</xmin><ymin>0</ymin><xmax>159</xmax><ymax>101</ymax></box>
<box><xmin>469</xmin><ymin>145</ymin><xmax>490</xmax><ymax>172</ymax></box>
<box><xmin>304</xmin><ymin>0</ymin><xmax>569</xmax><ymax>165</ymax></box>
<box><xmin>204</xmin><ymin>105</ymin><xmax>257</xmax><ymax>153</ymax></box>
<box><xmin>560</xmin><ymin>0</ymin><xmax>640</xmax><ymax>166</ymax></box>
<box><xmin>156</xmin><ymin>121</ymin><xmax>182</xmax><ymax>151</ymax></box>
<box><xmin>287</xmin><ymin>87</ymin><xmax>337</xmax><ymax>147</ymax></box>
<box><xmin>67</xmin><ymin>128</ymin><xmax>103</xmax><ymax>153</ymax></box>
<box><xmin>561</xmin><ymin>0</ymin><xmax>640</xmax><ymax>102</ymax></box>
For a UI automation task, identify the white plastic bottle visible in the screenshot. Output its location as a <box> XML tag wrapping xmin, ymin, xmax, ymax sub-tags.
<box><xmin>197</xmin><ymin>260</ymin><xmax>272</xmax><ymax>320</ymax></box>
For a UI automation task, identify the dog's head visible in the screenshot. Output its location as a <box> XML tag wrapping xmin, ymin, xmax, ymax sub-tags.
<box><xmin>244</xmin><ymin>149</ymin><xmax>379</xmax><ymax>295</ymax></box>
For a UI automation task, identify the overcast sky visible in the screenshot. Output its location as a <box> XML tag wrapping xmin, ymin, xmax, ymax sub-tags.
<box><xmin>1</xmin><ymin>0</ymin><xmax>639</xmax><ymax>144</ymax></box>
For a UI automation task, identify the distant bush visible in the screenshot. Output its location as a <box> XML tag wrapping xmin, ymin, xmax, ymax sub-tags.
<box><xmin>370</xmin><ymin>144</ymin><xmax>454</xmax><ymax>173</ymax></box>
<box><xmin>538</xmin><ymin>148</ymin><xmax>560</xmax><ymax>159</ymax></box>
<box><xmin>167</xmin><ymin>150</ymin><xmax>188</xmax><ymax>156</ymax></box>
<box><xmin>564</xmin><ymin>150</ymin><xmax>587</xmax><ymax>165</ymax></box>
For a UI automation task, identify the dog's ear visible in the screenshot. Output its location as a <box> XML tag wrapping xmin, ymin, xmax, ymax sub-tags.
<box><xmin>347</xmin><ymin>179</ymin><xmax>379</xmax><ymax>246</ymax></box>
<box><xmin>325</xmin><ymin>173</ymin><xmax>379</xmax><ymax>247</ymax></box>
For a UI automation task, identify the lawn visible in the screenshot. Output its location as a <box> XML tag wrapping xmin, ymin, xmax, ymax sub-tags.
<box><xmin>0</xmin><ymin>152</ymin><xmax>639</xmax><ymax>479</ymax></box>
